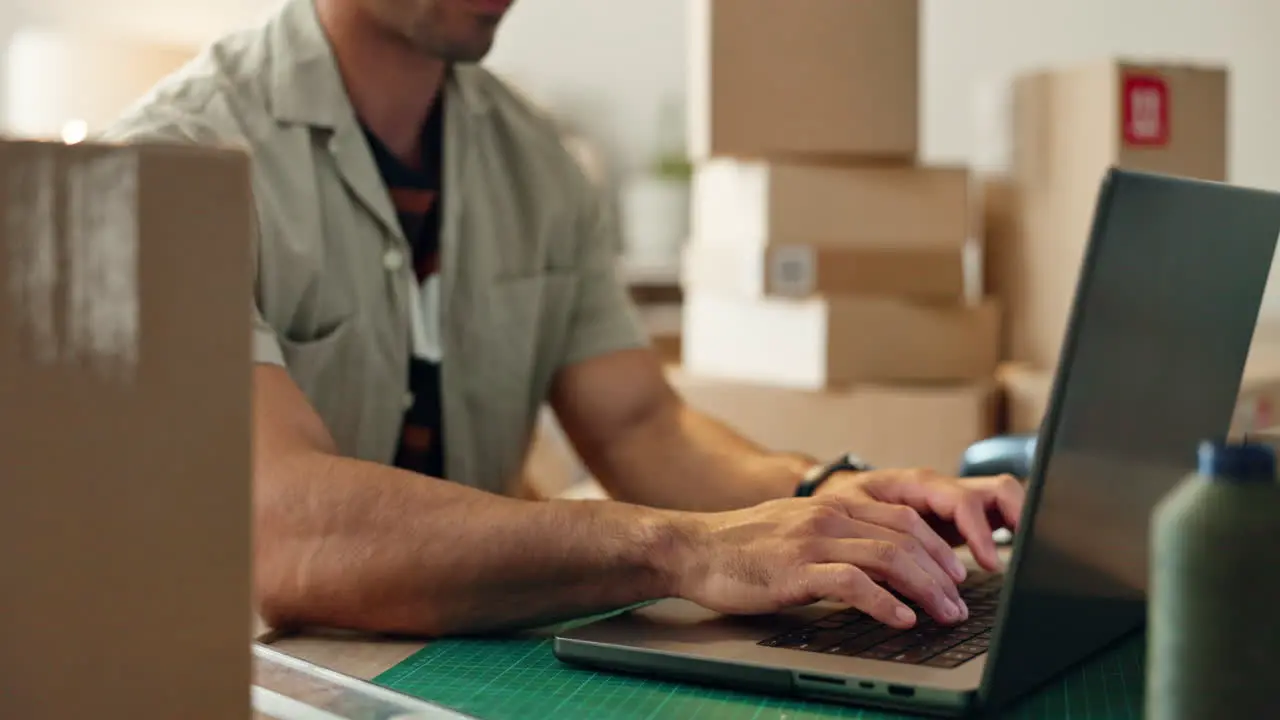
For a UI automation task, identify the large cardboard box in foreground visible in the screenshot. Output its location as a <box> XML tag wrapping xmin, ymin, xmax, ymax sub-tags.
<box><xmin>0</xmin><ymin>141</ymin><xmax>252</xmax><ymax>718</ymax></box>
<box><xmin>688</xmin><ymin>0</ymin><xmax>918</xmax><ymax>160</ymax></box>
<box><xmin>1009</xmin><ymin>60</ymin><xmax>1227</xmax><ymax>368</ymax></box>
<box><xmin>683</xmin><ymin>293</ymin><xmax>1000</xmax><ymax>389</ymax></box>
<box><xmin>671</xmin><ymin>369</ymin><xmax>997</xmax><ymax>472</ymax></box>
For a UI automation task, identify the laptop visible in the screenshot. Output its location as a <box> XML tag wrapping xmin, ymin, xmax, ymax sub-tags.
<box><xmin>554</xmin><ymin>168</ymin><xmax>1280</xmax><ymax>716</ymax></box>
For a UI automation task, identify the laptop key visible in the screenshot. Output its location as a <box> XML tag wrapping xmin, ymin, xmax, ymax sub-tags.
<box><xmin>857</xmin><ymin>648</ymin><xmax>897</xmax><ymax>661</ymax></box>
<box><xmin>875</xmin><ymin>637</ymin><xmax>915</xmax><ymax>653</ymax></box>
<box><xmin>890</xmin><ymin>646</ymin><xmax>944</xmax><ymax>664</ymax></box>
<box><xmin>955</xmin><ymin>642</ymin><xmax>987</xmax><ymax>655</ymax></box>
<box><xmin>825</xmin><ymin>628</ymin><xmax>900</xmax><ymax>656</ymax></box>
<box><xmin>784</xmin><ymin>631</ymin><xmax>849</xmax><ymax>652</ymax></box>
<box><xmin>924</xmin><ymin>651</ymin><xmax>974</xmax><ymax>669</ymax></box>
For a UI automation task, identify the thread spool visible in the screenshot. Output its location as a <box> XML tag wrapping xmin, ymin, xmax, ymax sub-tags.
<box><xmin>1146</xmin><ymin>440</ymin><xmax>1280</xmax><ymax>718</ymax></box>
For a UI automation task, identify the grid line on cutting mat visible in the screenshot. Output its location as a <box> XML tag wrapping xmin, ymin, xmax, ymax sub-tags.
<box><xmin>374</xmin><ymin>633</ymin><xmax>1144</xmax><ymax>720</ymax></box>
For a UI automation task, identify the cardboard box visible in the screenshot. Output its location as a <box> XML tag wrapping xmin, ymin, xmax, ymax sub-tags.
<box><xmin>1008</xmin><ymin>60</ymin><xmax>1228</xmax><ymax>368</ymax></box>
<box><xmin>682</xmin><ymin>292</ymin><xmax>1000</xmax><ymax>389</ymax></box>
<box><xmin>998</xmin><ymin>355</ymin><xmax>1280</xmax><ymax>437</ymax></box>
<box><xmin>997</xmin><ymin>364</ymin><xmax>1053</xmax><ymax>433</ymax></box>
<box><xmin>0</xmin><ymin>140</ymin><xmax>252</xmax><ymax>718</ymax></box>
<box><xmin>687</xmin><ymin>0</ymin><xmax>918</xmax><ymax>160</ymax></box>
<box><xmin>638</xmin><ymin>302</ymin><xmax>682</xmax><ymax>365</ymax></box>
<box><xmin>977</xmin><ymin>174</ymin><xmax>1017</xmax><ymax>291</ymax></box>
<box><xmin>692</xmin><ymin>159</ymin><xmax>970</xmax><ymax>248</ymax></box>
<box><xmin>671</xmin><ymin>368</ymin><xmax>997</xmax><ymax>472</ymax></box>
<box><xmin>682</xmin><ymin>240</ymin><xmax>969</xmax><ymax>301</ymax></box>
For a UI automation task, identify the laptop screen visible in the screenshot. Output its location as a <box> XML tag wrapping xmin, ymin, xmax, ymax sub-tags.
<box><xmin>983</xmin><ymin>168</ymin><xmax>1280</xmax><ymax>706</ymax></box>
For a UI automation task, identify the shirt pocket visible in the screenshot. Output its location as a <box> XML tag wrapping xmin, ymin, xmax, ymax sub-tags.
<box><xmin>277</xmin><ymin>319</ymin><xmax>364</xmax><ymax>451</ymax></box>
<box><xmin>476</xmin><ymin>273</ymin><xmax>575</xmax><ymax>382</ymax></box>
<box><xmin>461</xmin><ymin>272</ymin><xmax>577</xmax><ymax>479</ymax></box>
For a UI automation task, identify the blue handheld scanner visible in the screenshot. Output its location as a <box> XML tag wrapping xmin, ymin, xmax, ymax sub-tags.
<box><xmin>958</xmin><ymin>433</ymin><xmax>1038</xmax><ymax>480</ymax></box>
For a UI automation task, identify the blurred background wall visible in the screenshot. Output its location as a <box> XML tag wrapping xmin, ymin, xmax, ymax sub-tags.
<box><xmin>6</xmin><ymin>0</ymin><xmax>1280</xmax><ymax>495</ymax></box>
<box><xmin>4</xmin><ymin>0</ymin><xmax>1276</xmax><ymax>309</ymax></box>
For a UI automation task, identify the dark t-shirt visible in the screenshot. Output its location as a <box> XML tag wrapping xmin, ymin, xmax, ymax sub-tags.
<box><xmin>362</xmin><ymin>97</ymin><xmax>446</xmax><ymax>478</ymax></box>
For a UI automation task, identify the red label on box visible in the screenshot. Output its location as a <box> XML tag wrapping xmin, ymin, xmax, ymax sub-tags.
<box><xmin>1122</xmin><ymin>74</ymin><xmax>1170</xmax><ymax>146</ymax></box>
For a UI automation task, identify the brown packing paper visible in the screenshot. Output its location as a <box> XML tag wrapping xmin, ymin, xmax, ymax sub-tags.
<box><xmin>0</xmin><ymin>140</ymin><xmax>253</xmax><ymax>719</ymax></box>
<box><xmin>681</xmin><ymin>241</ymin><xmax>968</xmax><ymax>301</ymax></box>
<box><xmin>688</xmin><ymin>0</ymin><xmax>918</xmax><ymax>160</ymax></box>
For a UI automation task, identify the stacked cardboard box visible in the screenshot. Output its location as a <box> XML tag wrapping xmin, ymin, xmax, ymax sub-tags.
<box><xmin>673</xmin><ymin>0</ymin><xmax>999</xmax><ymax>471</ymax></box>
<box><xmin>1000</xmin><ymin>353</ymin><xmax>1280</xmax><ymax>438</ymax></box>
<box><xmin>1008</xmin><ymin>59</ymin><xmax>1227</xmax><ymax>368</ymax></box>
<box><xmin>987</xmin><ymin>59</ymin><xmax>1231</xmax><ymax>431</ymax></box>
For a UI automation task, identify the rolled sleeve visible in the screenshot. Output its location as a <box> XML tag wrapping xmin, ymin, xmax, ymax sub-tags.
<box><xmin>253</xmin><ymin>307</ymin><xmax>286</xmax><ymax>367</ymax></box>
<box><xmin>560</xmin><ymin>185</ymin><xmax>649</xmax><ymax>368</ymax></box>
<box><xmin>104</xmin><ymin>112</ymin><xmax>284</xmax><ymax>369</ymax></box>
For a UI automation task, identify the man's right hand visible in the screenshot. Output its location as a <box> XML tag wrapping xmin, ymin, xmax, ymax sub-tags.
<box><xmin>671</xmin><ymin>495</ymin><xmax>970</xmax><ymax>629</ymax></box>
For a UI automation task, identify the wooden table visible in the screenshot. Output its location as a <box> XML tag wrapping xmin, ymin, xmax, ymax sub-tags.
<box><xmin>260</xmin><ymin>629</ymin><xmax>424</xmax><ymax>680</ymax></box>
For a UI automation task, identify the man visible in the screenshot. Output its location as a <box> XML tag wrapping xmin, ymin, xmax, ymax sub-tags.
<box><xmin>106</xmin><ymin>0</ymin><xmax>1023</xmax><ymax>638</ymax></box>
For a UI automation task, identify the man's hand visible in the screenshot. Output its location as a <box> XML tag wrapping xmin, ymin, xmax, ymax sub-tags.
<box><xmin>673</xmin><ymin>494</ymin><xmax>972</xmax><ymax>629</ymax></box>
<box><xmin>814</xmin><ymin>470</ymin><xmax>1025</xmax><ymax>572</ymax></box>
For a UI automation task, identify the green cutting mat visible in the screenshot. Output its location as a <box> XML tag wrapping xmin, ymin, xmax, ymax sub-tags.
<box><xmin>374</xmin><ymin>629</ymin><xmax>1144</xmax><ymax>719</ymax></box>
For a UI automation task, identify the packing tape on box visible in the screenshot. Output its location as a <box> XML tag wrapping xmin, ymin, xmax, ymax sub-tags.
<box><xmin>6</xmin><ymin>146</ymin><xmax>139</xmax><ymax>382</ymax></box>
<box><xmin>5</xmin><ymin>149</ymin><xmax>57</xmax><ymax>363</ymax></box>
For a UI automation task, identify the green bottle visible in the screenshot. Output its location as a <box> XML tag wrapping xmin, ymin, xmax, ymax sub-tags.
<box><xmin>1147</xmin><ymin>440</ymin><xmax>1280</xmax><ymax>719</ymax></box>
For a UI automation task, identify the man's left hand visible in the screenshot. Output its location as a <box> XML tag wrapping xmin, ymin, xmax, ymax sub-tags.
<box><xmin>814</xmin><ymin>470</ymin><xmax>1024</xmax><ymax>573</ymax></box>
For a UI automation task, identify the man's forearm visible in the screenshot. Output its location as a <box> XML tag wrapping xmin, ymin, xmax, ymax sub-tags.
<box><xmin>255</xmin><ymin>451</ymin><xmax>688</xmax><ymax>637</ymax></box>
<box><xmin>589</xmin><ymin>403</ymin><xmax>816</xmax><ymax>512</ymax></box>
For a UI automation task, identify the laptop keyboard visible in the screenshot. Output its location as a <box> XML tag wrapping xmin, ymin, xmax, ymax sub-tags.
<box><xmin>758</xmin><ymin>572</ymin><xmax>1003</xmax><ymax>669</ymax></box>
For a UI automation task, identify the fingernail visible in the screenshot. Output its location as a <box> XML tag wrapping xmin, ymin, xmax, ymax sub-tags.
<box><xmin>958</xmin><ymin>599</ymin><xmax>969</xmax><ymax>620</ymax></box>
<box><xmin>945</xmin><ymin>599</ymin><xmax>963</xmax><ymax>621</ymax></box>
<box><xmin>895</xmin><ymin>606</ymin><xmax>916</xmax><ymax>626</ymax></box>
<box><xmin>948</xmin><ymin>555</ymin><xmax>967</xmax><ymax>581</ymax></box>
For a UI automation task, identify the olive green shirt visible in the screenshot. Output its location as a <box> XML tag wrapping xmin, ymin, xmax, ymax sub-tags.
<box><xmin>103</xmin><ymin>0</ymin><xmax>647</xmax><ymax>494</ymax></box>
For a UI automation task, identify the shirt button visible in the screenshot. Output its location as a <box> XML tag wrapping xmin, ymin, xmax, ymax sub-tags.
<box><xmin>383</xmin><ymin>248</ymin><xmax>405</xmax><ymax>272</ymax></box>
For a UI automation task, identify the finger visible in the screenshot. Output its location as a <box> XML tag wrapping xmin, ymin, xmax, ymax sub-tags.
<box><xmin>834</xmin><ymin>539</ymin><xmax>966</xmax><ymax>625</ymax></box>
<box><xmin>843</xmin><ymin>517</ymin><xmax>964</xmax><ymax>613</ymax></box>
<box><xmin>988</xmin><ymin>474</ymin><xmax>1025</xmax><ymax>531</ymax></box>
<box><xmin>804</xmin><ymin>563</ymin><xmax>916</xmax><ymax>629</ymax></box>
<box><xmin>852</xmin><ymin>501</ymin><xmax>968</xmax><ymax>584</ymax></box>
<box><xmin>884</xmin><ymin>476</ymin><xmax>1003</xmax><ymax>572</ymax></box>
<box><xmin>950</xmin><ymin>493</ymin><xmax>1002</xmax><ymax>571</ymax></box>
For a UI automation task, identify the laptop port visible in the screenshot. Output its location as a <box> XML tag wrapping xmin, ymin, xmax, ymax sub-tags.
<box><xmin>796</xmin><ymin>673</ymin><xmax>845</xmax><ymax>687</ymax></box>
<box><xmin>887</xmin><ymin>685</ymin><xmax>916</xmax><ymax>698</ymax></box>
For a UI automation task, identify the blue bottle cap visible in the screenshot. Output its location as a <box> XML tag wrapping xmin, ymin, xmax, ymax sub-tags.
<box><xmin>1197</xmin><ymin>440</ymin><xmax>1277</xmax><ymax>483</ymax></box>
